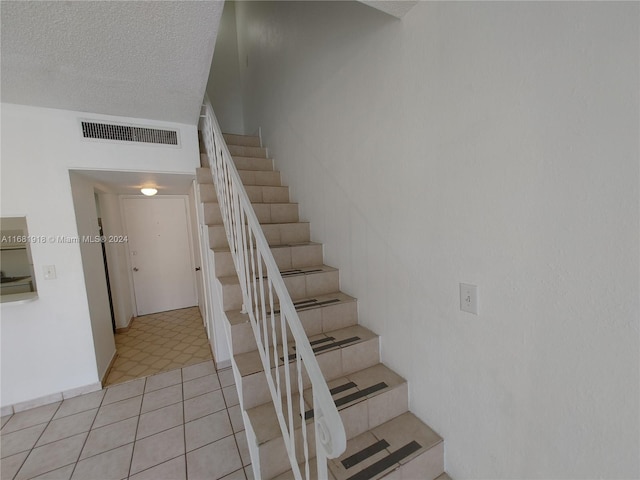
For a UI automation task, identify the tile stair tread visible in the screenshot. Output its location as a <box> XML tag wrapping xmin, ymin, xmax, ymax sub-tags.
<box><xmin>212</xmin><ymin>241</ymin><xmax>323</xmax><ymax>255</ymax></box>
<box><xmin>252</xmin><ymin>412</ymin><xmax>443</xmax><ymax>480</ymax></box>
<box><xmin>203</xmin><ymin>204</ymin><xmax>300</xmax><ymax>226</ymax></box>
<box><xmin>218</xmin><ymin>264</ymin><xmax>337</xmax><ymax>287</ymax></box>
<box><xmin>225</xmin><ymin>291</ymin><xmax>356</xmax><ymax>326</ymax></box>
<box><xmin>247</xmin><ymin>363</ymin><xmax>405</xmax><ymax>445</ymax></box>
<box><xmin>234</xmin><ymin>324</ymin><xmax>377</xmax><ymax>378</ymax></box>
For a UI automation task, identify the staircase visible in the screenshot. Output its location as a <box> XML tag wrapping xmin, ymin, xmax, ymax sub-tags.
<box><xmin>196</xmin><ymin>132</ymin><xmax>451</xmax><ymax>480</ymax></box>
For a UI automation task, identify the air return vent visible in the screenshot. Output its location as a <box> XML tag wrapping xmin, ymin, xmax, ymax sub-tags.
<box><xmin>81</xmin><ymin>121</ymin><xmax>179</xmax><ymax>146</ymax></box>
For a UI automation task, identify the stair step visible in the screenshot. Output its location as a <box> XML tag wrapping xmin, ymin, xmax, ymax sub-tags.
<box><xmin>328</xmin><ymin>412</ymin><xmax>444</xmax><ymax>480</ymax></box>
<box><xmin>224</xmin><ymin>133</ymin><xmax>261</xmax><ymax>147</ymax></box>
<box><xmin>196</xmin><ymin>167</ymin><xmax>213</xmax><ymax>184</ymax></box>
<box><xmin>204</xmin><ymin>202</ymin><xmax>299</xmax><ymax>226</ymax></box>
<box><xmin>246</xmin><ymin>364</ymin><xmax>427</xmax><ymax>479</ymax></box>
<box><xmin>225</xmin><ymin>291</ymin><xmax>358</xmax><ymax>355</ymax></box>
<box><xmin>200</xmin><ymin>183</ymin><xmax>217</xmax><ymax>203</ymax></box>
<box><xmin>208</xmin><ymin>222</ymin><xmax>310</xmax><ymax>249</ymax></box>
<box><xmin>236</xmin><ymin>325</ymin><xmax>379</xmax><ymax>410</ymax></box>
<box><xmin>246</xmin><ymin>185</ymin><xmax>289</xmax><ymax>204</ymax></box>
<box><xmin>238</xmin><ymin>170</ymin><xmax>281</xmax><ymax>186</ymax></box>
<box><xmin>199</xmin><ymin>168</ymin><xmax>282</xmax><ymax>187</ymax></box>
<box><xmin>268</xmin><ymin>412</ymin><xmax>443</xmax><ymax>480</ymax></box>
<box><xmin>218</xmin><ymin>265</ymin><xmax>339</xmax><ymax>312</ymax></box>
<box><xmin>233</xmin><ymin>156</ymin><xmax>274</xmax><ymax>171</ymax></box>
<box><xmin>228</xmin><ymin>144</ymin><xmax>268</xmax><ymax>158</ymax></box>
<box><xmin>213</xmin><ymin>242</ymin><xmax>324</xmax><ymax>277</ymax></box>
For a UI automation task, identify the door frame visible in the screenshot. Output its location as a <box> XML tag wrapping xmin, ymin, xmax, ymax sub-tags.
<box><xmin>120</xmin><ymin>194</ymin><xmax>198</xmax><ymax>317</ymax></box>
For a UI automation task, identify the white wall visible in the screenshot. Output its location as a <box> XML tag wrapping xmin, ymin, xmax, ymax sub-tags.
<box><xmin>97</xmin><ymin>193</ymin><xmax>135</xmax><ymax>330</ymax></box>
<box><xmin>0</xmin><ymin>103</ymin><xmax>200</xmax><ymax>408</ymax></box>
<box><xmin>235</xmin><ymin>2</ymin><xmax>639</xmax><ymax>478</ymax></box>
<box><xmin>69</xmin><ymin>172</ymin><xmax>116</xmax><ymax>381</ymax></box>
<box><xmin>206</xmin><ymin>1</ymin><xmax>245</xmax><ymax>135</ymax></box>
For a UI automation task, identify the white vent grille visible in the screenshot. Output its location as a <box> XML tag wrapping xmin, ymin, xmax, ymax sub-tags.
<box><xmin>81</xmin><ymin>121</ymin><xmax>179</xmax><ymax>145</ymax></box>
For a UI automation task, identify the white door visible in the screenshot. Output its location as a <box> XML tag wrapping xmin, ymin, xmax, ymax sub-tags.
<box><xmin>123</xmin><ymin>197</ymin><xmax>197</xmax><ymax>316</ymax></box>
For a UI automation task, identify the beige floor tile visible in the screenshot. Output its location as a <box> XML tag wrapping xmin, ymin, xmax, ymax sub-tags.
<box><xmin>53</xmin><ymin>390</ymin><xmax>105</xmax><ymax>420</ymax></box>
<box><xmin>141</xmin><ymin>383</ymin><xmax>183</xmax><ymax>413</ymax></box>
<box><xmin>130</xmin><ymin>425</ymin><xmax>185</xmax><ymax>475</ymax></box>
<box><xmin>93</xmin><ymin>396</ymin><xmax>142</xmax><ymax>429</ymax></box>
<box><xmin>2</xmin><ymin>403</ymin><xmax>61</xmax><ymax>434</ymax></box>
<box><xmin>218</xmin><ymin>369</ymin><xmax>236</xmax><ymax>388</ymax></box>
<box><xmin>136</xmin><ymin>403</ymin><xmax>183</xmax><ymax>440</ymax></box>
<box><xmin>80</xmin><ymin>416</ymin><xmax>138</xmax><ymax>460</ymax></box>
<box><xmin>103</xmin><ymin>378</ymin><xmax>145</xmax><ymax>406</ymax></box>
<box><xmin>184</xmin><ymin>390</ymin><xmax>226</xmax><ymax>423</ymax></box>
<box><xmin>182</xmin><ymin>361</ymin><xmax>216</xmax><ymax>382</ymax></box>
<box><xmin>1</xmin><ymin>415</ymin><xmax>13</xmax><ymax>429</ymax></box>
<box><xmin>235</xmin><ymin>431</ymin><xmax>251</xmax><ymax>467</ymax></box>
<box><xmin>36</xmin><ymin>408</ymin><xmax>97</xmax><ymax>447</ymax></box>
<box><xmin>185</xmin><ymin>410</ymin><xmax>233</xmax><ymax>452</ymax></box>
<box><xmin>15</xmin><ymin>432</ymin><xmax>87</xmax><ymax>480</ymax></box>
<box><xmin>1</xmin><ymin>451</ymin><xmax>29</xmax><ymax>480</ymax></box>
<box><xmin>186</xmin><ymin>435</ymin><xmax>243</xmax><ymax>480</ymax></box>
<box><xmin>144</xmin><ymin>369</ymin><xmax>182</xmax><ymax>393</ymax></box>
<box><xmin>183</xmin><ymin>373</ymin><xmax>221</xmax><ymax>400</ymax></box>
<box><xmin>128</xmin><ymin>456</ymin><xmax>186</xmax><ymax>480</ymax></box>
<box><xmin>222</xmin><ymin>385</ymin><xmax>240</xmax><ymax>407</ymax></box>
<box><xmin>31</xmin><ymin>463</ymin><xmax>75</xmax><ymax>479</ymax></box>
<box><xmin>221</xmin><ymin>468</ymin><xmax>247</xmax><ymax>480</ymax></box>
<box><xmin>71</xmin><ymin>443</ymin><xmax>133</xmax><ymax>480</ymax></box>
<box><xmin>1</xmin><ymin>423</ymin><xmax>47</xmax><ymax>458</ymax></box>
<box><xmin>227</xmin><ymin>404</ymin><xmax>244</xmax><ymax>433</ymax></box>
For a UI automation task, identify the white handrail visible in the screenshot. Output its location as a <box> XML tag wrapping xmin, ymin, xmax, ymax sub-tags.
<box><xmin>199</xmin><ymin>99</ymin><xmax>346</xmax><ymax>479</ymax></box>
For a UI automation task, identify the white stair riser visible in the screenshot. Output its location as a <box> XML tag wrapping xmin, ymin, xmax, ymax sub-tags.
<box><xmin>245</xmin><ymin>186</ymin><xmax>290</xmax><ymax>203</ymax></box>
<box><xmin>228</xmin><ymin>144</ymin><xmax>268</xmax><ymax>158</ymax></box>
<box><xmin>209</xmin><ymin>223</ymin><xmax>310</xmax><ymax>249</ymax></box>
<box><xmin>238</xmin><ymin>170</ymin><xmax>281</xmax><ymax>186</ymax></box>
<box><xmin>200</xmin><ymin>184</ymin><xmax>217</xmax><ymax>203</ymax></box>
<box><xmin>220</xmin><ymin>270</ymin><xmax>339</xmax><ymax>311</ymax></box>
<box><xmin>240</xmin><ymin>336</ymin><xmax>380</xmax><ymax>410</ymax></box>
<box><xmin>214</xmin><ymin>243</ymin><xmax>323</xmax><ymax>278</ymax></box>
<box><xmin>205</xmin><ymin>203</ymin><xmax>298</xmax><ymax>226</ymax></box>
<box><xmin>234</xmin><ymin>157</ymin><xmax>274</xmax><ymax>171</ymax></box>
<box><xmin>229</xmin><ymin>299</ymin><xmax>358</xmax><ymax>355</ymax></box>
<box><xmin>199</xmin><ymin>167</ymin><xmax>281</xmax><ymax>187</ymax></box>
<box><xmin>223</xmin><ymin>134</ymin><xmax>261</xmax><ymax>147</ymax></box>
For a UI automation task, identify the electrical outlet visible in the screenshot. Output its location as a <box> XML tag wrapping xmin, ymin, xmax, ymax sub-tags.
<box><xmin>460</xmin><ymin>283</ymin><xmax>478</xmax><ymax>315</ymax></box>
<box><xmin>43</xmin><ymin>265</ymin><xmax>57</xmax><ymax>280</ymax></box>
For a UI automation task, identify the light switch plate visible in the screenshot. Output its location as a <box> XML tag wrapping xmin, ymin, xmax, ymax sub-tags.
<box><xmin>460</xmin><ymin>283</ymin><xmax>478</xmax><ymax>315</ymax></box>
<box><xmin>43</xmin><ymin>265</ymin><xmax>57</xmax><ymax>280</ymax></box>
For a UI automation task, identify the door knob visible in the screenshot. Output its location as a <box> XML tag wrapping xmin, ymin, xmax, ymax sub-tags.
<box><xmin>133</xmin><ymin>267</ymin><xmax>139</xmax><ymax>272</ymax></box>
<box><xmin>195</xmin><ymin>267</ymin><xmax>201</xmax><ymax>271</ymax></box>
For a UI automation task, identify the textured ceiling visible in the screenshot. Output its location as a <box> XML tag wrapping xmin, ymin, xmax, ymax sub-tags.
<box><xmin>1</xmin><ymin>1</ymin><xmax>224</xmax><ymax>125</ymax></box>
<box><xmin>73</xmin><ymin>170</ymin><xmax>195</xmax><ymax>196</ymax></box>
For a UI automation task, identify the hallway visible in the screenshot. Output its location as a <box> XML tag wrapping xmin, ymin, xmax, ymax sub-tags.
<box><xmin>105</xmin><ymin>307</ymin><xmax>212</xmax><ymax>386</ymax></box>
<box><xmin>1</xmin><ymin>361</ymin><xmax>252</xmax><ymax>480</ymax></box>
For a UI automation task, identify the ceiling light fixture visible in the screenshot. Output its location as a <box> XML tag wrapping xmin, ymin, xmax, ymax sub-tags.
<box><xmin>141</xmin><ymin>187</ymin><xmax>158</xmax><ymax>196</ymax></box>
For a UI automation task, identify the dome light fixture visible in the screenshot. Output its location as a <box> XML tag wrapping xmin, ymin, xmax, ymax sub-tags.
<box><xmin>141</xmin><ymin>187</ymin><xmax>158</xmax><ymax>196</ymax></box>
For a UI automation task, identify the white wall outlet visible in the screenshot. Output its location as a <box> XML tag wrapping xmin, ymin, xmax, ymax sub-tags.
<box><xmin>43</xmin><ymin>265</ymin><xmax>57</xmax><ymax>280</ymax></box>
<box><xmin>460</xmin><ymin>283</ymin><xmax>478</xmax><ymax>315</ymax></box>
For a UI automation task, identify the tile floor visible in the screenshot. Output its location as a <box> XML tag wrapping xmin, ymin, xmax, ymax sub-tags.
<box><xmin>1</xmin><ymin>360</ymin><xmax>253</xmax><ymax>480</ymax></box>
<box><xmin>105</xmin><ymin>307</ymin><xmax>213</xmax><ymax>386</ymax></box>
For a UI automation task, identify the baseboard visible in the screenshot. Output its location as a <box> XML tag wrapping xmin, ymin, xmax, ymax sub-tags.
<box><xmin>115</xmin><ymin>315</ymin><xmax>135</xmax><ymax>333</ymax></box>
<box><xmin>100</xmin><ymin>350</ymin><xmax>119</xmax><ymax>385</ymax></box>
<box><xmin>2</xmin><ymin>381</ymin><xmax>102</xmax><ymax>416</ymax></box>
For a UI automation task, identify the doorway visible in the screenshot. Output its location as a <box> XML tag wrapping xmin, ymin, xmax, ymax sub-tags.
<box><xmin>123</xmin><ymin>196</ymin><xmax>198</xmax><ymax>316</ymax></box>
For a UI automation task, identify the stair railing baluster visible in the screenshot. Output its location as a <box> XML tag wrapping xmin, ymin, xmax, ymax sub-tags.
<box><xmin>200</xmin><ymin>98</ymin><xmax>346</xmax><ymax>480</ymax></box>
